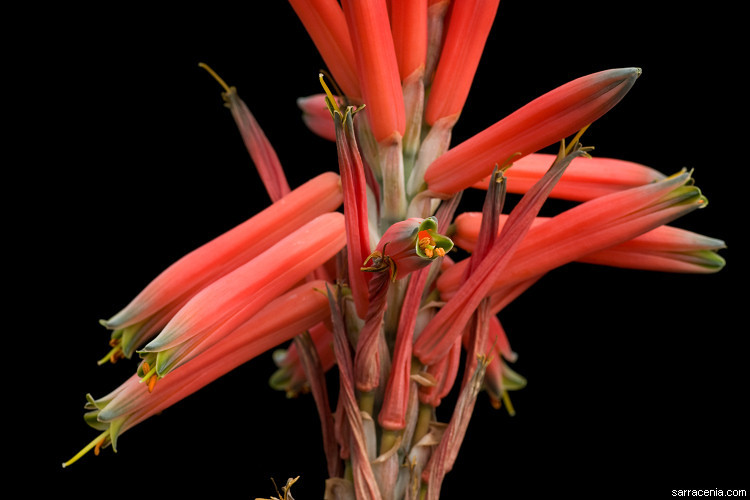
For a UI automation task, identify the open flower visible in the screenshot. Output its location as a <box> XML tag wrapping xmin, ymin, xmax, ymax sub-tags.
<box><xmin>63</xmin><ymin>280</ymin><xmax>333</xmax><ymax>467</ymax></box>
<box><xmin>362</xmin><ymin>216</ymin><xmax>453</xmax><ymax>281</ymax></box>
<box><xmin>99</xmin><ymin>172</ymin><xmax>343</xmax><ymax>362</ymax></box>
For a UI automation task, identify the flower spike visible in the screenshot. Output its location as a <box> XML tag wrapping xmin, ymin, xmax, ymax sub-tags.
<box><xmin>425</xmin><ymin>68</ymin><xmax>641</xmax><ymax>196</ymax></box>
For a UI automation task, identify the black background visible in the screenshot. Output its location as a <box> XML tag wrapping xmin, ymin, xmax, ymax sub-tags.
<box><xmin>18</xmin><ymin>1</ymin><xmax>744</xmax><ymax>497</ymax></box>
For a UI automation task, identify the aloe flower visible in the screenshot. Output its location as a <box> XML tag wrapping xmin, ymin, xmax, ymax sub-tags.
<box><xmin>99</xmin><ymin>172</ymin><xmax>343</xmax><ymax>361</ymax></box>
<box><xmin>63</xmin><ymin>280</ymin><xmax>334</xmax><ymax>467</ymax></box>
<box><xmin>64</xmin><ymin>2</ymin><xmax>727</xmax><ymax>499</ymax></box>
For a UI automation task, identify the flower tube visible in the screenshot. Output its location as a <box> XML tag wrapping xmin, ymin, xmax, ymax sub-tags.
<box><xmin>139</xmin><ymin>212</ymin><xmax>346</xmax><ymax>378</ymax></box>
<box><xmin>439</xmin><ymin>171</ymin><xmax>717</xmax><ymax>305</ymax></box>
<box><xmin>288</xmin><ymin>0</ymin><xmax>361</xmax><ymax>100</ymax></box>
<box><xmin>448</xmin><ymin>211</ymin><xmax>726</xmax><ymax>281</ymax></box>
<box><xmin>424</xmin><ymin>0</ymin><xmax>502</xmax><ymax>126</ymax></box>
<box><xmin>424</xmin><ymin>68</ymin><xmax>641</xmax><ymax>196</ymax></box>
<box><xmin>100</xmin><ymin>172</ymin><xmax>343</xmax><ymax>360</ymax></box>
<box><xmin>63</xmin><ymin>280</ymin><xmax>333</xmax><ymax>467</ymax></box>
<box><xmin>471</xmin><ymin>153</ymin><xmax>667</xmax><ymax>201</ymax></box>
<box><xmin>341</xmin><ymin>0</ymin><xmax>405</xmax><ymax>144</ymax></box>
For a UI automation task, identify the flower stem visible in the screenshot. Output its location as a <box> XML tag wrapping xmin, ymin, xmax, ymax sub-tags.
<box><xmin>411</xmin><ymin>402</ymin><xmax>433</xmax><ymax>447</ymax></box>
<box><xmin>358</xmin><ymin>390</ymin><xmax>375</xmax><ymax>416</ymax></box>
<box><xmin>380</xmin><ymin>428</ymin><xmax>400</xmax><ymax>455</ymax></box>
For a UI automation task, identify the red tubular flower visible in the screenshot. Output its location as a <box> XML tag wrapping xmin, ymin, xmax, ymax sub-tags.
<box><xmin>448</xmin><ymin>211</ymin><xmax>726</xmax><ymax>285</ymax></box>
<box><xmin>471</xmin><ymin>153</ymin><xmax>667</xmax><ymax>201</ymax></box>
<box><xmin>100</xmin><ymin>172</ymin><xmax>343</xmax><ymax>360</ymax></box>
<box><xmin>391</xmin><ymin>0</ymin><xmax>428</xmax><ymax>82</ymax></box>
<box><xmin>439</xmin><ymin>171</ymin><xmax>718</xmax><ymax>306</ymax></box>
<box><xmin>63</xmin><ymin>280</ymin><xmax>333</xmax><ymax>467</ymax></box>
<box><xmin>341</xmin><ymin>0</ymin><xmax>405</xmax><ymax>144</ymax></box>
<box><xmin>288</xmin><ymin>0</ymin><xmax>361</xmax><ymax>100</ymax></box>
<box><xmin>424</xmin><ymin>68</ymin><xmax>641</xmax><ymax>196</ymax></box>
<box><xmin>424</xmin><ymin>0</ymin><xmax>501</xmax><ymax>126</ymax></box>
<box><xmin>140</xmin><ymin>212</ymin><xmax>346</xmax><ymax>377</ymax></box>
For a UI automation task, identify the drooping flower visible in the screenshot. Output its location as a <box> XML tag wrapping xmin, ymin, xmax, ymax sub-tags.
<box><xmin>450</xmin><ymin>211</ymin><xmax>726</xmax><ymax>275</ymax></box>
<box><xmin>99</xmin><ymin>172</ymin><xmax>343</xmax><ymax>362</ymax></box>
<box><xmin>139</xmin><ymin>212</ymin><xmax>346</xmax><ymax>379</ymax></box>
<box><xmin>63</xmin><ymin>279</ymin><xmax>334</xmax><ymax>467</ymax></box>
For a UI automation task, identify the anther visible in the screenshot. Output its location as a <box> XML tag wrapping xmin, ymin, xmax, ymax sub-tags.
<box><xmin>148</xmin><ymin>375</ymin><xmax>158</xmax><ymax>393</ymax></box>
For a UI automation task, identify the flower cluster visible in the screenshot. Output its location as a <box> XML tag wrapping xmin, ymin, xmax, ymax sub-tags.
<box><xmin>64</xmin><ymin>1</ymin><xmax>725</xmax><ymax>499</ymax></box>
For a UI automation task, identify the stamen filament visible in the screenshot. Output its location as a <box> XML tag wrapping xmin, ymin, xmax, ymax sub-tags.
<box><xmin>198</xmin><ymin>62</ymin><xmax>232</xmax><ymax>93</ymax></box>
<box><xmin>319</xmin><ymin>73</ymin><xmax>341</xmax><ymax>115</ymax></box>
<box><xmin>61</xmin><ymin>430</ymin><xmax>108</xmax><ymax>468</ymax></box>
<box><xmin>564</xmin><ymin>124</ymin><xmax>591</xmax><ymax>156</ymax></box>
<box><xmin>96</xmin><ymin>345</ymin><xmax>121</xmax><ymax>366</ymax></box>
<box><xmin>139</xmin><ymin>365</ymin><xmax>157</xmax><ymax>384</ymax></box>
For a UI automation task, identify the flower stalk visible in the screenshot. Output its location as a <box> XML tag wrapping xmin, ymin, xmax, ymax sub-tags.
<box><xmin>64</xmin><ymin>4</ymin><xmax>727</xmax><ymax>499</ymax></box>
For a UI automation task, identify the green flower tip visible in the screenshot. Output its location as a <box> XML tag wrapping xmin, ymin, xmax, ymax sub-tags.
<box><xmin>415</xmin><ymin>217</ymin><xmax>454</xmax><ymax>259</ymax></box>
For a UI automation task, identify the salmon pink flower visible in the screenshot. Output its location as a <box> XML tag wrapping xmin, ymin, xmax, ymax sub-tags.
<box><xmin>63</xmin><ymin>280</ymin><xmax>333</xmax><ymax>467</ymax></box>
<box><xmin>139</xmin><ymin>212</ymin><xmax>345</xmax><ymax>378</ymax></box>
<box><xmin>472</xmin><ymin>152</ymin><xmax>667</xmax><ymax>201</ymax></box>
<box><xmin>423</xmin><ymin>67</ymin><xmax>641</xmax><ymax>197</ymax></box>
<box><xmin>99</xmin><ymin>172</ymin><xmax>343</xmax><ymax>362</ymax></box>
<box><xmin>63</xmin><ymin>3</ymin><xmax>727</xmax><ymax>499</ymax></box>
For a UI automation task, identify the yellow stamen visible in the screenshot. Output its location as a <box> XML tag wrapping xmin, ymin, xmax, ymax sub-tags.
<box><xmin>61</xmin><ymin>431</ymin><xmax>108</xmax><ymax>468</ymax></box>
<box><xmin>139</xmin><ymin>364</ymin><xmax>157</xmax><ymax>385</ymax></box>
<box><xmin>319</xmin><ymin>73</ymin><xmax>341</xmax><ymax>115</ymax></box>
<box><xmin>435</xmin><ymin>247</ymin><xmax>446</xmax><ymax>257</ymax></box>
<box><xmin>96</xmin><ymin>345</ymin><xmax>122</xmax><ymax>366</ymax></box>
<box><xmin>564</xmin><ymin>124</ymin><xmax>591</xmax><ymax>156</ymax></box>
<box><xmin>423</xmin><ymin>247</ymin><xmax>434</xmax><ymax>258</ymax></box>
<box><xmin>198</xmin><ymin>62</ymin><xmax>232</xmax><ymax>93</ymax></box>
<box><xmin>502</xmin><ymin>390</ymin><xmax>516</xmax><ymax>417</ymax></box>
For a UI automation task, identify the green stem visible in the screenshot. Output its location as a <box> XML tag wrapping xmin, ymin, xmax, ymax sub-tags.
<box><xmin>411</xmin><ymin>403</ymin><xmax>433</xmax><ymax>447</ymax></box>
<box><xmin>380</xmin><ymin>429</ymin><xmax>400</xmax><ymax>455</ymax></box>
<box><xmin>358</xmin><ymin>390</ymin><xmax>375</xmax><ymax>416</ymax></box>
